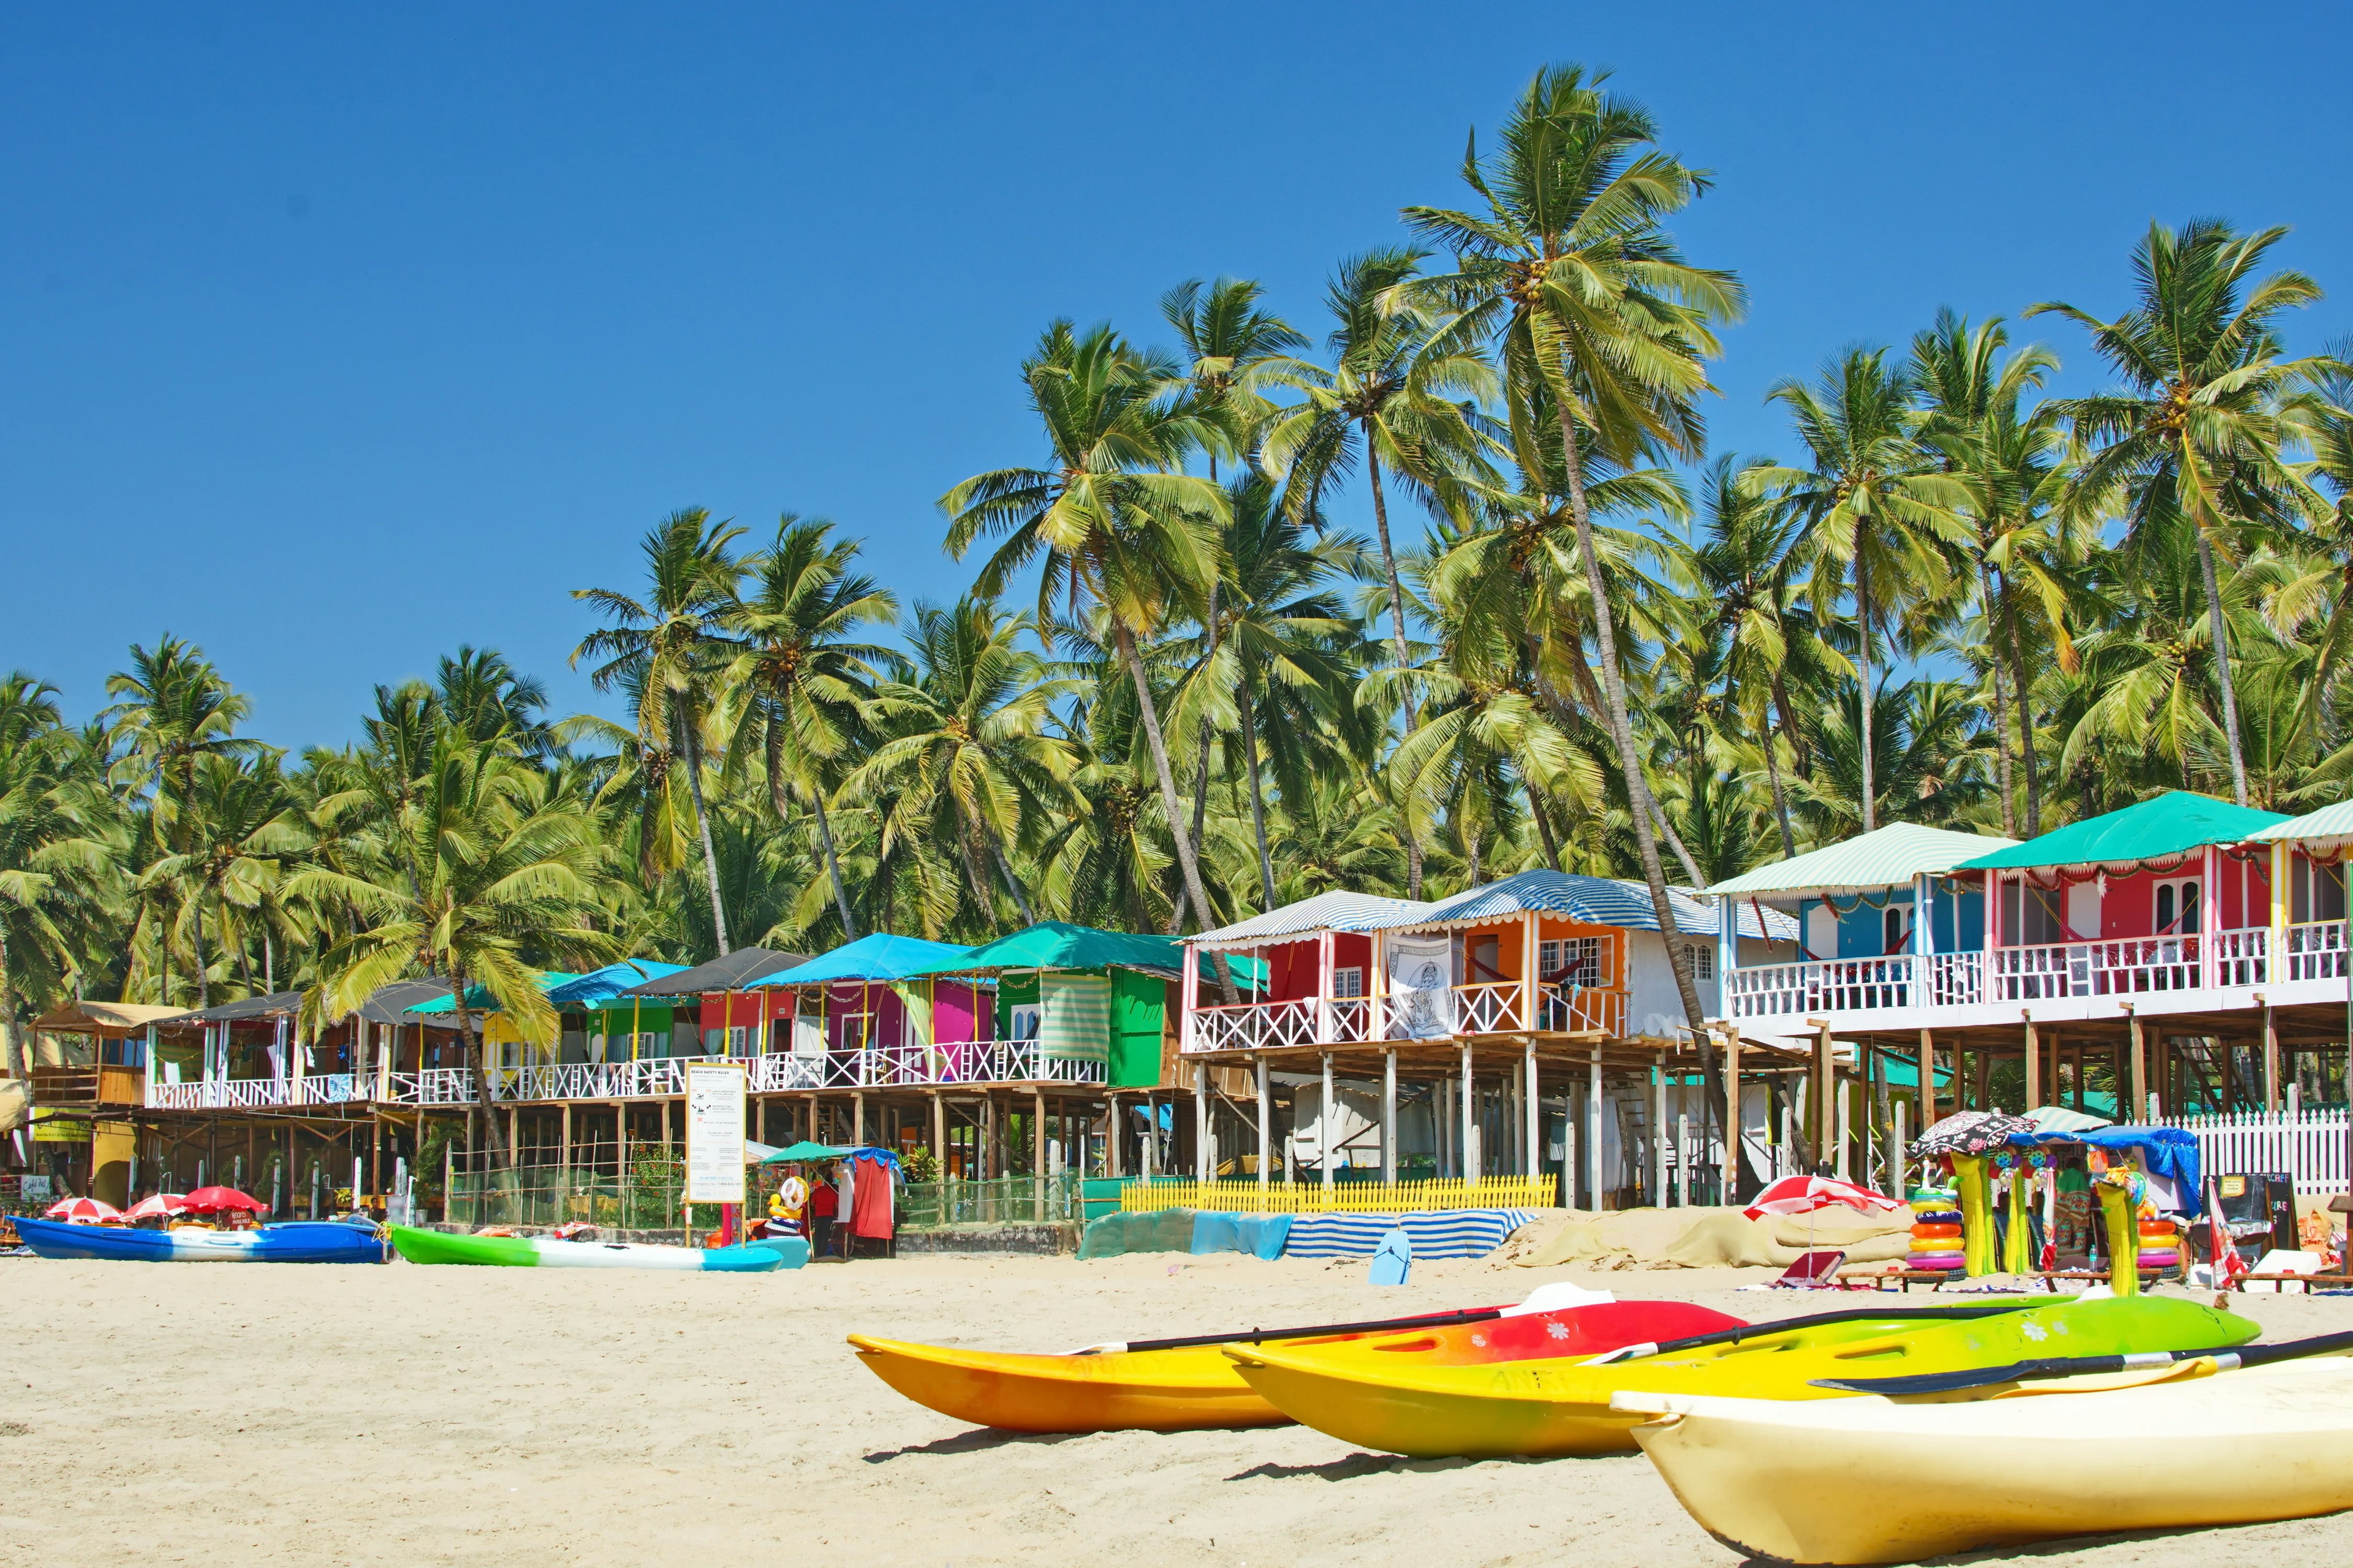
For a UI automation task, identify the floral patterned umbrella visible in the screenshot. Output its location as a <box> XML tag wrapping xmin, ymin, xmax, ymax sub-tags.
<box><xmin>1908</xmin><ymin>1110</ymin><xmax>2034</xmax><ymax>1159</ymax></box>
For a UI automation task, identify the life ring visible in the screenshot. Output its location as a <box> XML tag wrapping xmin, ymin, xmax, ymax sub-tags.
<box><xmin>1908</xmin><ymin>1252</ymin><xmax>1965</xmax><ymax>1270</ymax></box>
<box><xmin>1911</xmin><ymin>1210</ymin><xmax>1962</xmax><ymax>1227</ymax></box>
<box><xmin>1909</xmin><ymin>1222</ymin><xmax>1963</xmax><ymax>1241</ymax></box>
<box><xmin>2135</xmin><ymin>1249</ymin><xmax>2182</xmax><ymax>1268</ymax></box>
<box><xmin>777</xmin><ymin>1176</ymin><xmax>809</xmax><ymax>1213</ymax></box>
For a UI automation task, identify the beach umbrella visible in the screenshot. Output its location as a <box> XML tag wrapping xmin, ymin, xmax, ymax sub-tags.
<box><xmin>1908</xmin><ymin>1110</ymin><xmax>2034</xmax><ymax>1159</ymax></box>
<box><xmin>1741</xmin><ymin>1175</ymin><xmax>1908</xmax><ymax>1221</ymax></box>
<box><xmin>182</xmin><ymin>1185</ymin><xmax>267</xmax><ymax>1214</ymax></box>
<box><xmin>42</xmin><ymin>1196</ymin><xmax>121</xmax><ymax>1224</ymax></box>
<box><xmin>123</xmin><ymin>1192</ymin><xmax>191</xmax><ymax>1220</ymax></box>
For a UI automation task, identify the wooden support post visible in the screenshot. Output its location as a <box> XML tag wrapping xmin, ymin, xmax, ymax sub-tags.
<box><xmin>1653</xmin><ymin>1054</ymin><xmax>1669</xmax><ymax>1206</ymax></box>
<box><xmin>1463</xmin><ymin>1043</ymin><xmax>1479</xmax><ymax>1187</ymax></box>
<box><xmin>2264</xmin><ymin>1003</ymin><xmax>2281</xmax><ymax>1113</ymax></box>
<box><xmin>1586</xmin><ymin>1047</ymin><xmax>1602</xmax><ymax>1210</ymax></box>
<box><xmin>1256</xmin><ymin>1056</ymin><xmax>1271</xmax><ymax>1189</ymax></box>
<box><xmin>1813</xmin><ymin>1020</ymin><xmax>1835</xmax><ymax>1167</ymax></box>
<box><xmin>1105</xmin><ymin>1093</ymin><xmax>1121</xmax><ymax>1179</ymax></box>
<box><xmin>1033</xmin><ymin>1089</ymin><xmax>1047</xmax><ymax>1193</ymax></box>
<box><xmin>930</xmin><ymin>1091</ymin><xmax>945</xmax><ymax>1175</ymax></box>
<box><xmin>853</xmin><ymin>1089</ymin><xmax>866</xmax><ymax>1148</ymax></box>
<box><xmin>1523</xmin><ymin>1037</ymin><xmax>1539</xmax><ymax>1181</ymax></box>
<box><xmin>2023</xmin><ymin>1017</ymin><xmax>2040</xmax><ymax>1110</ymax></box>
<box><xmin>1382</xmin><ymin>1050</ymin><xmax>1398</xmax><ymax>1186</ymax></box>
<box><xmin>1320</xmin><ymin>1054</ymin><xmax>1335</xmax><ymax>1192</ymax></box>
<box><xmin>1194</xmin><ymin>1061</ymin><xmax>1210</xmax><ymax>1181</ymax></box>
<box><xmin>1724</xmin><ymin>1025</ymin><xmax>1744</xmax><ymax>1205</ymax></box>
<box><xmin>2129</xmin><ymin>1007</ymin><xmax>2149</xmax><ymax>1118</ymax></box>
<box><xmin>1919</xmin><ymin>1029</ymin><xmax>1936</xmax><ymax>1131</ymax></box>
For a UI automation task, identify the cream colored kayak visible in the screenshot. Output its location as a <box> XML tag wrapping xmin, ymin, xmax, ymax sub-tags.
<box><xmin>1621</xmin><ymin>1352</ymin><xmax>2353</xmax><ymax>1565</ymax></box>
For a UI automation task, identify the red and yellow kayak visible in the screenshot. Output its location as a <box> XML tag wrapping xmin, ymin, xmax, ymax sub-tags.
<box><xmin>849</xmin><ymin>1295</ymin><xmax>1743</xmax><ymax>1433</ymax></box>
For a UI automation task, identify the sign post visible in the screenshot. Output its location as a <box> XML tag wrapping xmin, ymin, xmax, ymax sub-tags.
<box><xmin>684</xmin><ymin>1061</ymin><xmax>748</xmax><ymax>1246</ymax></box>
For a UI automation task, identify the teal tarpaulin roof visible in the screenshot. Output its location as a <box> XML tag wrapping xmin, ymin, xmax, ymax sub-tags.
<box><xmin>758</xmin><ymin>933</ymin><xmax>974</xmax><ymax>986</ymax></box>
<box><xmin>904</xmin><ymin>920</ymin><xmax>1265</xmax><ymax>984</ymax></box>
<box><xmin>407</xmin><ymin>960</ymin><xmax>687</xmax><ymax>1013</ymax></box>
<box><xmin>1953</xmin><ymin>792</ymin><xmax>2287</xmax><ymax>874</ymax></box>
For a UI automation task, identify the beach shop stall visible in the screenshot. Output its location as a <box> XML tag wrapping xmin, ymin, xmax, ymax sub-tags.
<box><xmin>746</xmin><ymin>934</ymin><xmax>983</xmax><ymax>1090</ymax></box>
<box><xmin>607</xmin><ymin>947</ymin><xmax>811</xmax><ymax>1062</ymax></box>
<box><xmin>406</xmin><ymin>960</ymin><xmax>691</xmax><ymax>1094</ymax></box>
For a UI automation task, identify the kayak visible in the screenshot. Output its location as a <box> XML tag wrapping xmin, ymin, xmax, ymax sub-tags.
<box><xmin>850</xmin><ymin>1293</ymin><xmax>1745</xmax><ymax>1434</ymax></box>
<box><xmin>388</xmin><ymin>1224</ymin><xmax>781</xmax><ymax>1272</ymax></box>
<box><xmin>1624</xmin><ymin>1350</ymin><xmax>2353</xmax><ymax>1564</ymax></box>
<box><xmin>1226</xmin><ymin>1295</ymin><xmax>2254</xmax><ymax>1458</ymax></box>
<box><xmin>10</xmin><ymin>1214</ymin><xmax>385</xmax><ymax>1263</ymax></box>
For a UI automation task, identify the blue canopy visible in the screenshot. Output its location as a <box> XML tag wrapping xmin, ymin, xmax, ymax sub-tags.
<box><xmin>2009</xmin><ymin>1124</ymin><xmax>2204</xmax><ymax>1217</ymax></box>
<box><xmin>759</xmin><ymin>933</ymin><xmax>975</xmax><ymax>987</ymax></box>
<box><xmin>409</xmin><ymin>959</ymin><xmax>687</xmax><ymax>1014</ymax></box>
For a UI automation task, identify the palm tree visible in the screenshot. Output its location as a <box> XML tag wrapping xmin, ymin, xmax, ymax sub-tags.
<box><xmin>1401</xmin><ymin>64</ymin><xmax>1741</xmax><ymax>1027</ymax></box>
<box><xmin>942</xmin><ymin>321</ymin><xmax>1237</xmax><ymax>991</ymax></box>
<box><xmin>841</xmin><ymin>597</ymin><xmax>1075</xmax><ymax>931</ymax></box>
<box><xmin>573</xmin><ymin>508</ymin><xmax>745</xmax><ymax>953</ymax></box>
<box><xmin>298</xmin><ymin>730</ymin><xmax>616</xmax><ymax>1168</ymax></box>
<box><xmin>2030</xmin><ymin>220</ymin><xmax>2332</xmax><ymax>806</ymax></box>
<box><xmin>139</xmin><ymin>752</ymin><xmax>306</xmax><ymax>1006</ymax></box>
<box><xmin>0</xmin><ymin>676</ymin><xmax>121</xmax><ymax>1079</ymax></box>
<box><xmin>1749</xmin><ymin>347</ymin><xmax>1971</xmax><ymax>833</ymax></box>
<box><xmin>719</xmin><ymin>515</ymin><xmax>900</xmax><ymax>942</ymax></box>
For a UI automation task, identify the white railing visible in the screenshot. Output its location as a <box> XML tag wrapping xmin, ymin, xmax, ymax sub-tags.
<box><xmin>377</xmin><ymin>1045</ymin><xmax>1108</xmax><ymax>1104</ymax></box>
<box><xmin>1327</xmin><ymin>996</ymin><xmax>1374</xmax><ymax>1043</ymax></box>
<box><xmin>1452</xmin><ymin>980</ymin><xmax>1528</xmax><ymax>1035</ymax></box>
<box><xmin>385</xmin><ymin>1068</ymin><xmax>478</xmax><ymax>1105</ymax></box>
<box><xmin>1991</xmin><ymin>934</ymin><xmax>2207</xmax><ymax>1001</ymax></box>
<box><xmin>2165</xmin><ymin>1109</ymin><xmax>2351</xmax><ymax>1197</ymax></box>
<box><xmin>1726</xmin><ymin>954</ymin><xmax>1920</xmax><ymax>1019</ymax></box>
<box><xmin>1926</xmin><ymin>951</ymin><xmax>1987</xmax><ymax>1007</ymax></box>
<box><xmin>148</xmin><ymin>1075</ymin><xmax>370</xmax><ymax>1110</ymax></box>
<box><xmin>2284</xmin><ymin>920</ymin><xmax>2351</xmax><ymax>983</ymax></box>
<box><xmin>1191</xmin><ymin>998</ymin><xmax>1321</xmax><ymax>1053</ymax></box>
<box><xmin>2213</xmin><ymin>926</ymin><xmax>2270</xmax><ymax>988</ymax></box>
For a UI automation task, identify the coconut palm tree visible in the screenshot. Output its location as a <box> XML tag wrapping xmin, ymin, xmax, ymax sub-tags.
<box><xmin>1400</xmin><ymin>64</ymin><xmax>1741</xmax><ymax>1026</ymax></box>
<box><xmin>139</xmin><ymin>752</ymin><xmax>306</xmax><ymax>1006</ymax></box>
<box><xmin>1748</xmin><ymin>347</ymin><xmax>1971</xmax><ymax>833</ymax></box>
<box><xmin>718</xmin><ymin>515</ymin><xmax>900</xmax><ymax>942</ymax></box>
<box><xmin>840</xmin><ymin>597</ymin><xmax>1075</xmax><ymax>932</ymax></box>
<box><xmin>0</xmin><ymin>676</ymin><xmax>122</xmax><ymax>1079</ymax></box>
<box><xmin>942</xmin><ymin>321</ymin><xmax>1236</xmax><ymax>991</ymax></box>
<box><xmin>298</xmin><ymin>730</ymin><xmax>616</xmax><ymax>1167</ymax></box>
<box><xmin>572</xmin><ymin>507</ymin><xmax>745</xmax><ymax>953</ymax></box>
<box><xmin>2030</xmin><ymin>220</ymin><xmax>2333</xmax><ymax>807</ymax></box>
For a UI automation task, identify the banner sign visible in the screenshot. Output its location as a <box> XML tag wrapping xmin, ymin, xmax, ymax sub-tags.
<box><xmin>683</xmin><ymin>1061</ymin><xmax>748</xmax><ymax>1206</ymax></box>
<box><xmin>1385</xmin><ymin>934</ymin><xmax>1457</xmax><ymax>1039</ymax></box>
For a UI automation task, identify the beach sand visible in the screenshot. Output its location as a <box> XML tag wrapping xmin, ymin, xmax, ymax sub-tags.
<box><xmin>4</xmin><ymin>1250</ymin><xmax>2352</xmax><ymax>1567</ymax></box>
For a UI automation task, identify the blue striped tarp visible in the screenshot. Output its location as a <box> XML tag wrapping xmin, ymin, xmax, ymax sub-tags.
<box><xmin>1281</xmin><ymin>1208</ymin><xmax>1541</xmax><ymax>1261</ymax></box>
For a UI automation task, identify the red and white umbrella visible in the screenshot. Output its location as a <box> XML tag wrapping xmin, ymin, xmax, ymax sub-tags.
<box><xmin>123</xmin><ymin>1192</ymin><xmax>191</xmax><ymax>1220</ymax></box>
<box><xmin>1743</xmin><ymin>1175</ymin><xmax>1908</xmax><ymax>1221</ymax></box>
<box><xmin>43</xmin><ymin>1196</ymin><xmax>123</xmax><ymax>1224</ymax></box>
<box><xmin>181</xmin><ymin>1186</ymin><xmax>268</xmax><ymax>1214</ymax></box>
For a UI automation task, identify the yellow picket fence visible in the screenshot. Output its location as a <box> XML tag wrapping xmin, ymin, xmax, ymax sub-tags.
<box><xmin>1118</xmin><ymin>1176</ymin><xmax>1556</xmax><ymax>1215</ymax></box>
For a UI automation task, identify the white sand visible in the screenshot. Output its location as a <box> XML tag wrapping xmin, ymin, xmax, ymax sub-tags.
<box><xmin>5</xmin><ymin>1250</ymin><xmax>2353</xmax><ymax>1566</ymax></box>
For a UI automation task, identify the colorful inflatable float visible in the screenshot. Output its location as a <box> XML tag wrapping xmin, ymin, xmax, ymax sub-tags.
<box><xmin>388</xmin><ymin>1224</ymin><xmax>783</xmax><ymax>1272</ymax></box>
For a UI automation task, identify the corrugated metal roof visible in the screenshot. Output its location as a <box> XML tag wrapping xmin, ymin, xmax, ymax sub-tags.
<box><xmin>1188</xmin><ymin>890</ymin><xmax>1440</xmax><ymax>947</ymax></box>
<box><xmin>1703</xmin><ymin>823</ymin><xmax>2021</xmax><ymax>900</ymax></box>
<box><xmin>2250</xmin><ymin>799</ymin><xmax>2353</xmax><ymax>846</ymax></box>
<box><xmin>1957</xmin><ymin>791</ymin><xmax>2286</xmax><ymax>873</ymax></box>
<box><xmin>756</xmin><ymin>933</ymin><xmax>974</xmax><ymax>986</ymax></box>
<box><xmin>1384</xmin><ymin>871</ymin><xmax>1796</xmax><ymax>940</ymax></box>
<box><xmin>617</xmin><ymin>948</ymin><xmax>810</xmax><ymax>996</ymax></box>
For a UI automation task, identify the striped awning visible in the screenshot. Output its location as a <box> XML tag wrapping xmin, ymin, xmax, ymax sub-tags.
<box><xmin>2249</xmin><ymin>798</ymin><xmax>2353</xmax><ymax>849</ymax></box>
<box><xmin>1384</xmin><ymin>871</ymin><xmax>1795</xmax><ymax>941</ymax></box>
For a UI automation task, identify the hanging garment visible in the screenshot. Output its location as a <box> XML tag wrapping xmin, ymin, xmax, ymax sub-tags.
<box><xmin>1039</xmin><ymin>972</ymin><xmax>1112</xmax><ymax>1064</ymax></box>
<box><xmin>1385</xmin><ymin>934</ymin><xmax>1456</xmax><ymax>1039</ymax></box>
<box><xmin>849</xmin><ymin>1154</ymin><xmax>894</xmax><ymax>1240</ymax></box>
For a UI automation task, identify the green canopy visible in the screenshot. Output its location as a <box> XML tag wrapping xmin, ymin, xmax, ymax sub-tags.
<box><xmin>759</xmin><ymin>1140</ymin><xmax>859</xmax><ymax>1164</ymax></box>
<box><xmin>904</xmin><ymin>920</ymin><xmax>1264</xmax><ymax>985</ymax></box>
<box><xmin>1952</xmin><ymin>792</ymin><xmax>2286</xmax><ymax>874</ymax></box>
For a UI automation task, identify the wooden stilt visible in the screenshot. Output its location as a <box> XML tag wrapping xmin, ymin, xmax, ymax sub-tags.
<box><xmin>2023</xmin><ymin>1017</ymin><xmax>2040</xmax><ymax>1110</ymax></box>
<box><xmin>2264</xmin><ymin>1004</ymin><xmax>2281</xmax><ymax>1113</ymax></box>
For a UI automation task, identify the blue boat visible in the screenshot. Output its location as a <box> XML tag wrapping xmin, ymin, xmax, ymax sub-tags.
<box><xmin>11</xmin><ymin>1214</ymin><xmax>387</xmax><ymax>1263</ymax></box>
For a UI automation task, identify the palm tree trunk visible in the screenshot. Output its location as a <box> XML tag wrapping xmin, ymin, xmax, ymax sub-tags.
<box><xmin>1978</xmin><ymin>558</ymin><xmax>2017</xmax><ymax>837</ymax></box>
<box><xmin>1650</xmin><ymin>800</ymin><xmax>1707</xmax><ymax>889</ymax></box>
<box><xmin>1190</xmin><ymin>583</ymin><xmax>1218</xmax><ymax>866</ymax></box>
<box><xmin>1525</xmin><ymin>780</ymin><xmax>1563</xmax><ymax>872</ymax></box>
<box><xmin>953</xmin><ymin>817</ymin><xmax>998</xmax><ymax>926</ymax></box>
<box><xmin>0</xmin><ymin>930</ymin><xmax>26</xmax><ymax>1084</ymax></box>
<box><xmin>2192</xmin><ymin>520</ymin><xmax>2251</xmax><ymax>806</ymax></box>
<box><xmin>1365</xmin><ymin>443</ymin><xmax>1423</xmax><ymax>898</ymax></box>
<box><xmin>449</xmin><ymin>974</ymin><xmax>510</xmax><ymax>1170</ymax></box>
<box><xmin>675</xmin><ymin>710</ymin><xmax>731</xmax><ymax>955</ymax></box>
<box><xmin>990</xmin><ymin>842</ymin><xmax>1036</xmax><ymax>925</ymax></box>
<box><xmin>1237</xmin><ymin>681</ymin><xmax>1278</xmax><ymax>907</ymax></box>
<box><xmin>191</xmin><ymin>893</ymin><xmax>210</xmax><ymax>1009</ymax></box>
<box><xmin>1854</xmin><ymin>549</ymin><xmax>1879</xmax><ymax>834</ymax></box>
<box><xmin>1553</xmin><ymin>406</ymin><xmax>1709</xmax><ymax>1032</ymax></box>
<box><xmin>2002</xmin><ymin>581</ymin><xmax>2043</xmax><ymax>833</ymax></box>
<box><xmin>1113</xmin><ymin>622</ymin><xmax>1238</xmax><ymax>1003</ymax></box>
<box><xmin>1756</xmin><ymin>700</ymin><xmax>1797</xmax><ymax>858</ymax></box>
<box><xmin>809</xmin><ymin>789</ymin><xmax>858</xmax><ymax>941</ymax></box>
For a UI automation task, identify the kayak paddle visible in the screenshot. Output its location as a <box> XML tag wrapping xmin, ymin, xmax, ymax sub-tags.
<box><xmin>1810</xmin><ymin>1328</ymin><xmax>2353</xmax><ymax>1396</ymax></box>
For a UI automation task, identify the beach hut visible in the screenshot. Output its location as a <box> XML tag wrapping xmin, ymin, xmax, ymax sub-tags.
<box><xmin>612</xmin><ymin>947</ymin><xmax>812</xmax><ymax>1059</ymax></box>
<box><xmin>908</xmin><ymin>921</ymin><xmax>1245</xmax><ymax>1088</ymax></box>
<box><xmin>749</xmin><ymin>934</ymin><xmax>981</xmax><ymax>1085</ymax></box>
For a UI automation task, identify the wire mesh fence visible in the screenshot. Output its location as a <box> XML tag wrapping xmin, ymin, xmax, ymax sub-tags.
<box><xmin>897</xmin><ymin>1175</ymin><xmax>1083</xmax><ymax>1230</ymax></box>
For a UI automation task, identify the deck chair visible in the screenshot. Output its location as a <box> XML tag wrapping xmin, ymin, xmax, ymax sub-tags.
<box><xmin>1768</xmin><ymin>1248</ymin><xmax>1849</xmax><ymax>1289</ymax></box>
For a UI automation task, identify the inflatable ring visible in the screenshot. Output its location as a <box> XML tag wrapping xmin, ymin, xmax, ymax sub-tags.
<box><xmin>1911</xmin><ymin>1210</ymin><xmax>1962</xmax><ymax>1227</ymax></box>
<box><xmin>777</xmin><ymin>1176</ymin><xmax>809</xmax><ymax>1213</ymax></box>
<box><xmin>1908</xmin><ymin>1252</ymin><xmax>1965</xmax><ymax>1270</ymax></box>
<box><xmin>1909</xmin><ymin>1222</ymin><xmax>1963</xmax><ymax>1240</ymax></box>
<box><xmin>2135</xmin><ymin>1251</ymin><xmax>2182</xmax><ymax>1268</ymax></box>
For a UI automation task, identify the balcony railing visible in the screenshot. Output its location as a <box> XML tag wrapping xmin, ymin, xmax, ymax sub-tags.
<box><xmin>1727</xmin><ymin>954</ymin><xmax>1923</xmax><ymax>1020</ymax></box>
<box><xmin>1992</xmin><ymin>934</ymin><xmax>2205</xmax><ymax>1001</ymax></box>
<box><xmin>148</xmin><ymin>1074</ymin><xmax>371</xmax><ymax>1110</ymax></box>
<box><xmin>1185</xmin><ymin>980</ymin><xmax>1627</xmax><ymax>1052</ymax></box>
<box><xmin>374</xmin><ymin>1043</ymin><xmax>1105</xmax><ymax>1106</ymax></box>
<box><xmin>2284</xmin><ymin>919</ymin><xmax>2351</xmax><ymax>982</ymax></box>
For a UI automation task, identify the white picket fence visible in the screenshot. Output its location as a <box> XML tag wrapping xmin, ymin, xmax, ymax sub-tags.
<box><xmin>2162</xmin><ymin>1110</ymin><xmax>2351</xmax><ymax>1196</ymax></box>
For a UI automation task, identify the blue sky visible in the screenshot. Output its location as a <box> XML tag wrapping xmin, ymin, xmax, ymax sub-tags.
<box><xmin>5</xmin><ymin>3</ymin><xmax>2347</xmax><ymax>746</ymax></box>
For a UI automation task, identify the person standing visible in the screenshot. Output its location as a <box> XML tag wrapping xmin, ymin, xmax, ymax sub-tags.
<box><xmin>808</xmin><ymin>1165</ymin><xmax>839</xmax><ymax>1259</ymax></box>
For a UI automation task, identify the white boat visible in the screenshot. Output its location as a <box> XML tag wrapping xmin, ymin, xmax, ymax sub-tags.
<box><xmin>1618</xmin><ymin>1352</ymin><xmax>2353</xmax><ymax>1565</ymax></box>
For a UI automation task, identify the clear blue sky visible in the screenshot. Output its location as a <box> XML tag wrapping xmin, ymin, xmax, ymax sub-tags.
<box><xmin>6</xmin><ymin>3</ymin><xmax>2347</xmax><ymax>746</ymax></box>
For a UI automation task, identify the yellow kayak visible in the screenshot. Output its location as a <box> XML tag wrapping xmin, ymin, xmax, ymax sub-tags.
<box><xmin>848</xmin><ymin>1293</ymin><xmax>1740</xmax><ymax>1434</ymax></box>
<box><xmin>1625</xmin><ymin>1348</ymin><xmax>2353</xmax><ymax>1564</ymax></box>
<box><xmin>1226</xmin><ymin>1296</ymin><xmax>2252</xmax><ymax>1458</ymax></box>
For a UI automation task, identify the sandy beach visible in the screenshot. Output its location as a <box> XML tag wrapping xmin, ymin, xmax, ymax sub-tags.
<box><xmin>4</xmin><ymin>1251</ymin><xmax>2352</xmax><ymax>1567</ymax></box>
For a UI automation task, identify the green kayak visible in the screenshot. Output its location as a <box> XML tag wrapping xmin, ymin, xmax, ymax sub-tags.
<box><xmin>389</xmin><ymin>1224</ymin><xmax>783</xmax><ymax>1272</ymax></box>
